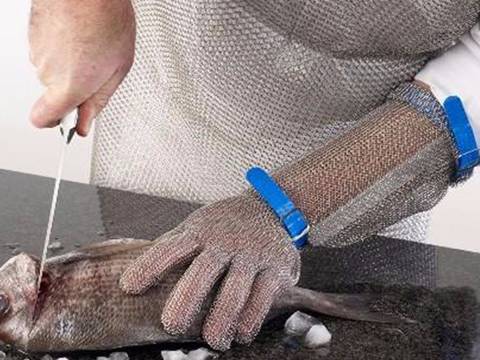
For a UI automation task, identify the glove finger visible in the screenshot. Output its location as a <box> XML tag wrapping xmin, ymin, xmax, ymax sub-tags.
<box><xmin>162</xmin><ymin>250</ymin><xmax>231</xmax><ymax>335</ymax></box>
<box><xmin>234</xmin><ymin>272</ymin><xmax>283</xmax><ymax>345</ymax></box>
<box><xmin>119</xmin><ymin>233</ymin><xmax>199</xmax><ymax>295</ymax></box>
<box><xmin>202</xmin><ymin>259</ymin><xmax>257</xmax><ymax>351</ymax></box>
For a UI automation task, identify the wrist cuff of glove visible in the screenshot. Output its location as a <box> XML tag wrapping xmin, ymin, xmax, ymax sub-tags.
<box><xmin>391</xmin><ymin>82</ymin><xmax>480</xmax><ymax>182</ymax></box>
<box><xmin>246</xmin><ymin>167</ymin><xmax>309</xmax><ymax>250</ymax></box>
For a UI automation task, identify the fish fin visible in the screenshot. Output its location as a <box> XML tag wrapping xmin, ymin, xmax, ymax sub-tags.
<box><xmin>286</xmin><ymin>287</ymin><xmax>415</xmax><ymax>324</ymax></box>
<box><xmin>46</xmin><ymin>238</ymin><xmax>153</xmax><ymax>266</ymax></box>
<box><xmin>74</xmin><ymin>238</ymin><xmax>152</xmax><ymax>252</ymax></box>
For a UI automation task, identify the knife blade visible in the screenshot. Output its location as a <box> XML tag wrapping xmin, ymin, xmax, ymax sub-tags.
<box><xmin>36</xmin><ymin>110</ymin><xmax>78</xmax><ymax>293</ymax></box>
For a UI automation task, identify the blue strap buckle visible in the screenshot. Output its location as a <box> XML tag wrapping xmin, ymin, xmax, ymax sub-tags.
<box><xmin>443</xmin><ymin>96</ymin><xmax>480</xmax><ymax>179</ymax></box>
<box><xmin>246</xmin><ymin>167</ymin><xmax>309</xmax><ymax>250</ymax></box>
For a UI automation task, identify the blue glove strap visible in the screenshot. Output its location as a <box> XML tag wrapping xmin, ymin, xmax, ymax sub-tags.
<box><xmin>246</xmin><ymin>167</ymin><xmax>309</xmax><ymax>250</ymax></box>
<box><xmin>443</xmin><ymin>96</ymin><xmax>480</xmax><ymax>180</ymax></box>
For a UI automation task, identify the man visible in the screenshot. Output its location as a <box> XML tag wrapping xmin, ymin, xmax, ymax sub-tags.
<box><xmin>28</xmin><ymin>0</ymin><xmax>480</xmax><ymax>351</ymax></box>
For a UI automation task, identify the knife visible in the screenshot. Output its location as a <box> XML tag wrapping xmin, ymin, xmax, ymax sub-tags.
<box><xmin>36</xmin><ymin>110</ymin><xmax>78</xmax><ymax>293</ymax></box>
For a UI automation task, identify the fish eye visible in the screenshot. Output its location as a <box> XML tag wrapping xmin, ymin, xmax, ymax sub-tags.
<box><xmin>0</xmin><ymin>293</ymin><xmax>9</xmax><ymax>317</ymax></box>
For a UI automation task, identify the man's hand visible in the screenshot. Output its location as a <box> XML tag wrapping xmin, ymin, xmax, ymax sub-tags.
<box><xmin>29</xmin><ymin>0</ymin><xmax>136</xmax><ymax>136</ymax></box>
<box><xmin>120</xmin><ymin>194</ymin><xmax>301</xmax><ymax>351</ymax></box>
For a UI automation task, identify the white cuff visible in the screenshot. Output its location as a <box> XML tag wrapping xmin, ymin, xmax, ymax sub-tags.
<box><xmin>416</xmin><ymin>22</ymin><xmax>480</xmax><ymax>146</ymax></box>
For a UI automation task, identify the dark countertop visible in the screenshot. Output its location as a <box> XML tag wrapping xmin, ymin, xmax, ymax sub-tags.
<box><xmin>0</xmin><ymin>169</ymin><xmax>478</xmax><ymax>359</ymax></box>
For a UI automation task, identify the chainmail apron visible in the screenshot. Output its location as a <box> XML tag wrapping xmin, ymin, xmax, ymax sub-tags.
<box><xmin>92</xmin><ymin>0</ymin><xmax>480</xmax><ymax>286</ymax></box>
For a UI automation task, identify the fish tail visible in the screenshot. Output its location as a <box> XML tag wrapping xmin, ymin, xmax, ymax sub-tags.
<box><xmin>282</xmin><ymin>287</ymin><xmax>415</xmax><ymax>324</ymax></box>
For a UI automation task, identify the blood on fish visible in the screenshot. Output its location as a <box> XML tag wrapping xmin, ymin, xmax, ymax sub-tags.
<box><xmin>33</xmin><ymin>272</ymin><xmax>51</xmax><ymax>323</ymax></box>
<box><xmin>0</xmin><ymin>294</ymin><xmax>10</xmax><ymax>317</ymax></box>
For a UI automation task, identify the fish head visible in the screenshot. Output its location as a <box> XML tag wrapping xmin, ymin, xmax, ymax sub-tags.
<box><xmin>0</xmin><ymin>253</ymin><xmax>39</xmax><ymax>348</ymax></box>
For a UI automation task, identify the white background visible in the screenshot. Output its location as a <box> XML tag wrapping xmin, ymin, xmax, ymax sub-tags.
<box><xmin>1</xmin><ymin>2</ymin><xmax>478</xmax><ymax>253</ymax></box>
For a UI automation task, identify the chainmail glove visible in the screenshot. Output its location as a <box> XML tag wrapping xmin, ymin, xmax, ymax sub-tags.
<box><xmin>120</xmin><ymin>194</ymin><xmax>300</xmax><ymax>350</ymax></box>
<box><xmin>271</xmin><ymin>82</ymin><xmax>458</xmax><ymax>247</ymax></box>
<box><xmin>120</xmin><ymin>82</ymin><xmax>460</xmax><ymax>351</ymax></box>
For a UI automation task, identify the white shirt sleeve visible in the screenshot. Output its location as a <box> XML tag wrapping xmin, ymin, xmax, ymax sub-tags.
<box><xmin>415</xmin><ymin>22</ymin><xmax>480</xmax><ymax>145</ymax></box>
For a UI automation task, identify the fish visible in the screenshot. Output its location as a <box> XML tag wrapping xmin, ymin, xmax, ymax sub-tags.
<box><xmin>0</xmin><ymin>239</ymin><xmax>405</xmax><ymax>353</ymax></box>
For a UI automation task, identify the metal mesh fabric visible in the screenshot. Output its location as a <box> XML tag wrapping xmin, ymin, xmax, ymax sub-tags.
<box><xmin>118</xmin><ymin>82</ymin><xmax>458</xmax><ymax>350</ymax></box>
<box><xmin>90</xmin><ymin>3</ymin><xmax>480</xmax><ymax>343</ymax></box>
<box><xmin>96</xmin><ymin>188</ymin><xmax>438</xmax><ymax>290</ymax></box>
<box><xmin>273</xmin><ymin>83</ymin><xmax>456</xmax><ymax>248</ymax></box>
<box><xmin>92</xmin><ymin>0</ymin><xmax>479</xmax><ymax>243</ymax></box>
<box><xmin>120</xmin><ymin>193</ymin><xmax>301</xmax><ymax>350</ymax></box>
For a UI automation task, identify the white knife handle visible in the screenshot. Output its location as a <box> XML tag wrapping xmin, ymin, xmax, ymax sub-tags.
<box><xmin>60</xmin><ymin>110</ymin><xmax>79</xmax><ymax>144</ymax></box>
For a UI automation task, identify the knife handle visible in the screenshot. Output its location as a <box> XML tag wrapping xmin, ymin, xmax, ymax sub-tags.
<box><xmin>60</xmin><ymin>109</ymin><xmax>79</xmax><ymax>144</ymax></box>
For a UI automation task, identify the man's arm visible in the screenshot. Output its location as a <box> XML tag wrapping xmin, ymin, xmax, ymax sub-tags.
<box><xmin>273</xmin><ymin>82</ymin><xmax>457</xmax><ymax>247</ymax></box>
<box><xmin>121</xmin><ymin>13</ymin><xmax>480</xmax><ymax>354</ymax></box>
<box><xmin>119</xmin><ymin>80</ymin><xmax>468</xmax><ymax>350</ymax></box>
<box><xmin>119</xmin><ymin>22</ymin><xmax>480</xmax><ymax>351</ymax></box>
<box><xmin>273</xmin><ymin>23</ymin><xmax>480</xmax><ymax>247</ymax></box>
<box><xmin>29</xmin><ymin>0</ymin><xmax>136</xmax><ymax>136</ymax></box>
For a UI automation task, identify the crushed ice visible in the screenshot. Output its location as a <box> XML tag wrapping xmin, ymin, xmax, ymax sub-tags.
<box><xmin>109</xmin><ymin>352</ymin><xmax>129</xmax><ymax>360</ymax></box>
<box><xmin>161</xmin><ymin>348</ymin><xmax>218</xmax><ymax>360</ymax></box>
<box><xmin>284</xmin><ymin>311</ymin><xmax>320</xmax><ymax>336</ymax></box>
<box><xmin>5</xmin><ymin>243</ymin><xmax>19</xmax><ymax>250</ymax></box>
<box><xmin>161</xmin><ymin>350</ymin><xmax>187</xmax><ymax>360</ymax></box>
<box><xmin>94</xmin><ymin>352</ymin><xmax>129</xmax><ymax>360</ymax></box>
<box><xmin>304</xmin><ymin>324</ymin><xmax>332</xmax><ymax>348</ymax></box>
<box><xmin>187</xmin><ymin>348</ymin><xmax>218</xmax><ymax>360</ymax></box>
<box><xmin>48</xmin><ymin>241</ymin><xmax>64</xmax><ymax>252</ymax></box>
<box><xmin>4</xmin><ymin>242</ymin><xmax>21</xmax><ymax>256</ymax></box>
<box><xmin>284</xmin><ymin>311</ymin><xmax>332</xmax><ymax>349</ymax></box>
<box><xmin>36</xmin><ymin>352</ymin><xmax>130</xmax><ymax>360</ymax></box>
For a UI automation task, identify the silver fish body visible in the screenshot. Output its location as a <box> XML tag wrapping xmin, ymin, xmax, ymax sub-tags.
<box><xmin>0</xmin><ymin>239</ymin><xmax>401</xmax><ymax>353</ymax></box>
